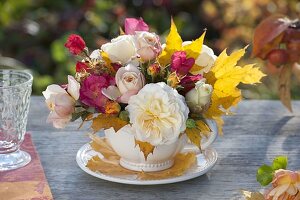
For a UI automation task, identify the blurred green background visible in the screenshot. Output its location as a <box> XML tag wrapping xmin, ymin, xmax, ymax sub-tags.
<box><xmin>0</xmin><ymin>0</ymin><xmax>299</xmax><ymax>98</ymax></box>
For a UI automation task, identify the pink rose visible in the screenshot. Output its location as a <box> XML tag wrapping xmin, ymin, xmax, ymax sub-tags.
<box><xmin>124</xmin><ymin>17</ymin><xmax>149</xmax><ymax>35</ymax></box>
<box><xmin>170</xmin><ymin>51</ymin><xmax>195</xmax><ymax>75</ymax></box>
<box><xmin>42</xmin><ymin>76</ymin><xmax>80</xmax><ymax>128</ymax></box>
<box><xmin>102</xmin><ymin>63</ymin><xmax>145</xmax><ymax>104</ymax></box>
<box><xmin>265</xmin><ymin>169</ymin><xmax>300</xmax><ymax>200</ymax></box>
<box><xmin>79</xmin><ymin>74</ymin><xmax>115</xmax><ymax>112</ymax></box>
<box><xmin>180</xmin><ymin>74</ymin><xmax>203</xmax><ymax>93</ymax></box>
<box><xmin>135</xmin><ymin>31</ymin><xmax>162</xmax><ymax>61</ymax></box>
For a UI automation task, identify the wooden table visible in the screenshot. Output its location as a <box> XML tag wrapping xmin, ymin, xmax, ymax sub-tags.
<box><xmin>28</xmin><ymin>96</ymin><xmax>300</xmax><ymax>200</ymax></box>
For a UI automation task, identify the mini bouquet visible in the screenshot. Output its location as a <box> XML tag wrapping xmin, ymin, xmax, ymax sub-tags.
<box><xmin>43</xmin><ymin>17</ymin><xmax>264</xmax><ymax>169</ymax></box>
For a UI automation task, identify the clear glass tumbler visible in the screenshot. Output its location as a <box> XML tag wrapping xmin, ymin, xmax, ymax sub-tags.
<box><xmin>0</xmin><ymin>70</ymin><xmax>33</xmax><ymax>171</ymax></box>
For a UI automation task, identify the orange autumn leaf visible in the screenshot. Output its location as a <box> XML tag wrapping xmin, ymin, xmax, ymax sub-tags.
<box><xmin>91</xmin><ymin>114</ymin><xmax>128</xmax><ymax>132</ymax></box>
<box><xmin>135</xmin><ymin>140</ymin><xmax>155</xmax><ymax>160</ymax></box>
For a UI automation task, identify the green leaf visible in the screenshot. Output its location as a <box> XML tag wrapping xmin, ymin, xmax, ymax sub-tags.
<box><xmin>186</xmin><ymin>119</ymin><xmax>196</xmax><ymax>128</ymax></box>
<box><xmin>272</xmin><ymin>156</ymin><xmax>288</xmax><ymax>170</ymax></box>
<box><xmin>256</xmin><ymin>164</ymin><xmax>274</xmax><ymax>186</ymax></box>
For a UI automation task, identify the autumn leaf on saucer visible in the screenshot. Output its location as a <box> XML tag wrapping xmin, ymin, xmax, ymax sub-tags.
<box><xmin>135</xmin><ymin>140</ymin><xmax>155</xmax><ymax>160</ymax></box>
<box><xmin>204</xmin><ymin>47</ymin><xmax>265</xmax><ymax>134</ymax></box>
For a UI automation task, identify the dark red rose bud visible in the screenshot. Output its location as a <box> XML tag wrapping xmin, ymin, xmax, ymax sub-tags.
<box><xmin>65</xmin><ymin>34</ymin><xmax>86</xmax><ymax>55</ymax></box>
<box><xmin>76</xmin><ymin>61</ymin><xmax>89</xmax><ymax>72</ymax></box>
<box><xmin>266</xmin><ymin>49</ymin><xmax>289</xmax><ymax>66</ymax></box>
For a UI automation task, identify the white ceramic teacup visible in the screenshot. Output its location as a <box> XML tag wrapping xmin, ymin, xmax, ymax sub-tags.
<box><xmin>105</xmin><ymin>120</ymin><xmax>218</xmax><ymax>172</ymax></box>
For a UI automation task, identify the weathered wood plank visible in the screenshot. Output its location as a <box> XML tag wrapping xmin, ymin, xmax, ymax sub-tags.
<box><xmin>27</xmin><ymin>96</ymin><xmax>300</xmax><ymax>200</ymax></box>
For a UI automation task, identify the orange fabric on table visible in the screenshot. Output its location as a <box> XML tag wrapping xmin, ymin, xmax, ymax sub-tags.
<box><xmin>0</xmin><ymin>133</ymin><xmax>53</xmax><ymax>200</ymax></box>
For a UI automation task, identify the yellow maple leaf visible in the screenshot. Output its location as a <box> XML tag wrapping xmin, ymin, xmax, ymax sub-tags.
<box><xmin>204</xmin><ymin>47</ymin><xmax>265</xmax><ymax>134</ymax></box>
<box><xmin>241</xmin><ymin>190</ymin><xmax>265</xmax><ymax>200</ymax></box>
<box><xmin>186</xmin><ymin>128</ymin><xmax>202</xmax><ymax>148</ymax></box>
<box><xmin>100</xmin><ymin>51</ymin><xmax>116</xmax><ymax>75</ymax></box>
<box><xmin>186</xmin><ymin>120</ymin><xmax>211</xmax><ymax>148</ymax></box>
<box><xmin>91</xmin><ymin>114</ymin><xmax>128</xmax><ymax>132</ymax></box>
<box><xmin>158</xmin><ymin>19</ymin><xmax>205</xmax><ymax>70</ymax></box>
<box><xmin>135</xmin><ymin>140</ymin><xmax>155</xmax><ymax>160</ymax></box>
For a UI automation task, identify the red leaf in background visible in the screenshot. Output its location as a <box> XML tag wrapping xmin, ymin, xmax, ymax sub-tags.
<box><xmin>266</xmin><ymin>49</ymin><xmax>288</xmax><ymax>66</ymax></box>
<box><xmin>65</xmin><ymin>34</ymin><xmax>86</xmax><ymax>55</ymax></box>
<box><xmin>252</xmin><ymin>14</ymin><xmax>292</xmax><ymax>59</ymax></box>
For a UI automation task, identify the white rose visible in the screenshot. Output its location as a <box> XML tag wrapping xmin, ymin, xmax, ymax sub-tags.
<box><xmin>101</xmin><ymin>35</ymin><xmax>137</xmax><ymax>64</ymax></box>
<box><xmin>89</xmin><ymin>49</ymin><xmax>102</xmax><ymax>60</ymax></box>
<box><xmin>185</xmin><ymin>79</ymin><xmax>213</xmax><ymax>113</ymax></box>
<box><xmin>126</xmin><ymin>82</ymin><xmax>189</xmax><ymax>146</ymax></box>
<box><xmin>134</xmin><ymin>31</ymin><xmax>162</xmax><ymax>61</ymax></box>
<box><xmin>182</xmin><ymin>41</ymin><xmax>217</xmax><ymax>74</ymax></box>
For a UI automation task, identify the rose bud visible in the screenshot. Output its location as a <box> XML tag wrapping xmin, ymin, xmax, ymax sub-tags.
<box><xmin>64</xmin><ymin>34</ymin><xmax>86</xmax><ymax>55</ymax></box>
<box><xmin>147</xmin><ymin>63</ymin><xmax>161</xmax><ymax>77</ymax></box>
<box><xmin>185</xmin><ymin>79</ymin><xmax>213</xmax><ymax>113</ymax></box>
<box><xmin>266</xmin><ymin>49</ymin><xmax>289</xmax><ymax>66</ymax></box>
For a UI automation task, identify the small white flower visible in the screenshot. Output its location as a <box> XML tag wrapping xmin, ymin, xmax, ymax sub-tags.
<box><xmin>185</xmin><ymin>79</ymin><xmax>213</xmax><ymax>113</ymax></box>
<box><xmin>126</xmin><ymin>82</ymin><xmax>189</xmax><ymax>146</ymax></box>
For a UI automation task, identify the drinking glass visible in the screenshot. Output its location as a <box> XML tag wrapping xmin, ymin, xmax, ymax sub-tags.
<box><xmin>0</xmin><ymin>70</ymin><xmax>33</xmax><ymax>171</ymax></box>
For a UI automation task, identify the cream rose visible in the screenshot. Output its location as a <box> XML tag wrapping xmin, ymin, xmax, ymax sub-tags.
<box><xmin>182</xmin><ymin>41</ymin><xmax>217</xmax><ymax>74</ymax></box>
<box><xmin>42</xmin><ymin>76</ymin><xmax>80</xmax><ymax>128</ymax></box>
<box><xmin>101</xmin><ymin>35</ymin><xmax>137</xmax><ymax>64</ymax></box>
<box><xmin>185</xmin><ymin>79</ymin><xmax>213</xmax><ymax>113</ymax></box>
<box><xmin>135</xmin><ymin>31</ymin><xmax>162</xmax><ymax>61</ymax></box>
<box><xmin>126</xmin><ymin>82</ymin><xmax>189</xmax><ymax>146</ymax></box>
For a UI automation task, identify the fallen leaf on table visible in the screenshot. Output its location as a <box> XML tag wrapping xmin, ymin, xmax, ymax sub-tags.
<box><xmin>241</xmin><ymin>190</ymin><xmax>265</xmax><ymax>200</ymax></box>
<box><xmin>135</xmin><ymin>140</ymin><xmax>155</xmax><ymax>160</ymax></box>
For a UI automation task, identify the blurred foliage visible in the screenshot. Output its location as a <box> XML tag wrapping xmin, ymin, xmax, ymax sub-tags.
<box><xmin>0</xmin><ymin>0</ymin><xmax>299</xmax><ymax>97</ymax></box>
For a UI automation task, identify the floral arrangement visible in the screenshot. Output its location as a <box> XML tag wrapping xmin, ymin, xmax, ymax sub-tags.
<box><xmin>252</xmin><ymin>14</ymin><xmax>300</xmax><ymax>112</ymax></box>
<box><xmin>243</xmin><ymin>156</ymin><xmax>300</xmax><ymax>200</ymax></box>
<box><xmin>43</xmin><ymin>17</ymin><xmax>264</xmax><ymax>158</ymax></box>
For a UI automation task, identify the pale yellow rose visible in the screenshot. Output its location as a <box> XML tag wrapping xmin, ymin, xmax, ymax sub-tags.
<box><xmin>126</xmin><ymin>82</ymin><xmax>189</xmax><ymax>146</ymax></box>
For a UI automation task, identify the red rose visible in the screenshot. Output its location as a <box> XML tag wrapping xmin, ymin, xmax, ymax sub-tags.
<box><xmin>64</xmin><ymin>34</ymin><xmax>86</xmax><ymax>55</ymax></box>
<box><xmin>76</xmin><ymin>61</ymin><xmax>89</xmax><ymax>72</ymax></box>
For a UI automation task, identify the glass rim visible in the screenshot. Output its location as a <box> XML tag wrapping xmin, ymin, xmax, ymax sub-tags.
<box><xmin>0</xmin><ymin>70</ymin><xmax>33</xmax><ymax>89</ymax></box>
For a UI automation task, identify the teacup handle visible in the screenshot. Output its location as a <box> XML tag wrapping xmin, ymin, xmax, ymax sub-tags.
<box><xmin>182</xmin><ymin>120</ymin><xmax>218</xmax><ymax>153</ymax></box>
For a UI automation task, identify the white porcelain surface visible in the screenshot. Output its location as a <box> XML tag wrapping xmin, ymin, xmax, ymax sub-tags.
<box><xmin>105</xmin><ymin>125</ymin><xmax>187</xmax><ymax>171</ymax></box>
<box><xmin>104</xmin><ymin>119</ymin><xmax>218</xmax><ymax>172</ymax></box>
<box><xmin>76</xmin><ymin>143</ymin><xmax>218</xmax><ymax>185</ymax></box>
